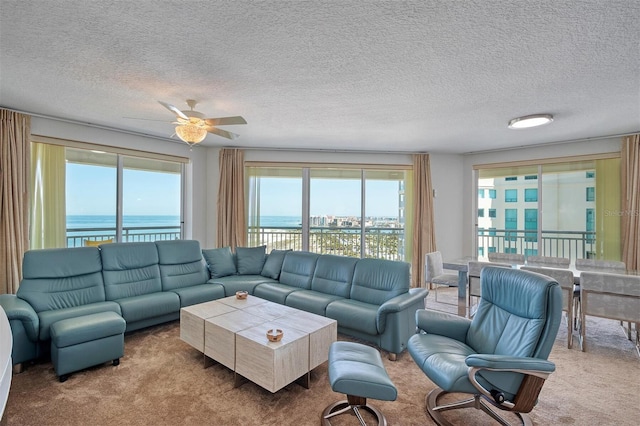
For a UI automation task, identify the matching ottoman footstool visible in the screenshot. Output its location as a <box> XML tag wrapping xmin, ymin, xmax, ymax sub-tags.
<box><xmin>322</xmin><ymin>341</ymin><xmax>397</xmax><ymax>426</ymax></box>
<box><xmin>50</xmin><ymin>311</ymin><xmax>126</xmax><ymax>382</ymax></box>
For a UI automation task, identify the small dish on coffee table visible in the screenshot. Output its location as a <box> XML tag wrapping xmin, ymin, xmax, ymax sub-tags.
<box><xmin>266</xmin><ymin>329</ymin><xmax>283</xmax><ymax>342</ymax></box>
<box><xmin>235</xmin><ymin>291</ymin><xmax>248</xmax><ymax>300</ymax></box>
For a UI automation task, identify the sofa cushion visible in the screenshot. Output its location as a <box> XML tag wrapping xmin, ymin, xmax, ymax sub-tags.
<box><xmin>100</xmin><ymin>242</ymin><xmax>162</xmax><ymax>300</ymax></box>
<box><xmin>202</xmin><ymin>247</ymin><xmax>237</xmax><ymax>278</ymax></box>
<box><xmin>350</xmin><ymin>258</ymin><xmax>410</xmax><ymax>305</ymax></box>
<box><xmin>278</xmin><ymin>251</ymin><xmax>320</xmax><ymax>289</ymax></box>
<box><xmin>170</xmin><ymin>284</ymin><xmax>225</xmax><ymax>307</ymax></box>
<box><xmin>253</xmin><ymin>283</ymin><xmax>301</xmax><ymax>305</ymax></box>
<box><xmin>236</xmin><ymin>245</ymin><xmax>266</xmax><ymax>275</ymax></box>
<box><xmin>311</xmin><ymin>255</ymin><xmax>358</xmax><ymax>298</ymax></box>
<box><xmin>285</xmin><ymin>290</ymin><xmax>344</xmax><ymax>316</ymax></box>
<box><xmin>156</xmin><ymin>240</ymin><xmax>209</xmax><ymax>291</ymax></box>
<box><xmin>208</xmin><ymin>275</ymin><xmax>277</xmax><ymax>297</ymax></box>
<box><xmin>325</xmin><ymin>299</ymin><xmax>379</xmax><ymax>335</ymax></box>
<box><xmin>261</xmin><ymin>249</ymin><xmax>291</xmax><ymax>279</ymax></box>
<box><xmin>37</xmin><ymin>302</ymin><xmax>122</xmax><ymax>341</ymax></box>
<box><xmin>17</xmin><ymin>247</ymin><xmax>106</xmax><ymax>313</ymax></box>
<box><xmin>115</xmin><ymin>292</ymin><xmax>180</xmax><ymax>324</ymax></box>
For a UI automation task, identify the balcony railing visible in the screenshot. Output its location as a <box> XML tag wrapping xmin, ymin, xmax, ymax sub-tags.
<box><xmin>248</xmin><ymin>226</ymin><xmax>405</xmax><ymax>260</ymax></box>
<box><xmin>66</xmin><ymin>226</ymin><xmax>181</xmax><ymax>247</ymax></box>
<box><xmin>477</xmin><ymin>228</ymin><xmax>597</xmax><ymax>260</ymax></box>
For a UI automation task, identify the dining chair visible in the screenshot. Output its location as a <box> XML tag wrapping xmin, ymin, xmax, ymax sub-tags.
<box><xmin>574</xmin><ymin>259</ymin><xmax>627</xmax><ymax>333</ymax></box>
<box><xmin>521</xmin><ymin>266</ymin><xmax>576</xmax><ymax>348</ymax></box>
<box><xmin>578</xmin><ymin>271</ymin><xmax>640</xmax><ymax>353</ymax></box>
<box><xmin>467</xmin><ymin>261</ymin><xmax>510</xmax><ymax>318</ymax></box>
<box><xmin>425</xmin><ymin>251</ymin><xmax>459</xmax><ymax>305</ymax></box>
<box><xmin>487</xmin><ymin>252</ymin><xmax>525</xmax><ymax>264</ymax></box>
<box><xmin>574</xmin><ymin>258</ymin><xmax>626</xmax><ymax>272</ymax></box>
<box><xmin>525</xmin><ymin>255</ymin><xmax>570</xmax><ymax>268</ymax></box>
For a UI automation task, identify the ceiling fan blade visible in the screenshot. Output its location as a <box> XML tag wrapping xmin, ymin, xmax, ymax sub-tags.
<box><xmin>158</xmin><ymin>101</ymin><xmax>188</xmax><ymax>120</ymax></box>
<box><xmin>206</xmin><ymin>126</ymin><xmax>239</xmax><ymax>140</ymax></box>
<box><xmin>204</xmin><ymin>116</ymin><xmax>247</xmax><ymax>126</ymax></box>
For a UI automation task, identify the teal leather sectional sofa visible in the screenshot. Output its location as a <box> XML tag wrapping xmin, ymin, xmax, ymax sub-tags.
<box><xmin>0</xmin><ymin>240</ymin><xmax>428</xmax><ymax>371</ymax></box>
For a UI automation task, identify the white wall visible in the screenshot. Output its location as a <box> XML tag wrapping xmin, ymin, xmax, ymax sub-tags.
<box><xmin>30</xmin><ymin>117</ymin><xmax>210</xmax><ymax>243</ymax></box>
<box><xmin>462</xmin><ymin>137</ymin><xmax>622</xmax><ymax>256</ymax></box>
<box><xmin>429</xmin><ymin>153</ymin><xmax>465</xmax><ymax>260</ymax></box>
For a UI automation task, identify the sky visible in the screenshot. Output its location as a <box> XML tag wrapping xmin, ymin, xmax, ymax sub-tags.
<box><xmin>66</xmin><ymin>164</ymin><xmax>181</xmax><ymax>216</ymax></box>
<box><xmin>256</xmin><ymin>177</ymin><xmax>400</xmax><ymax>217</ymax></box>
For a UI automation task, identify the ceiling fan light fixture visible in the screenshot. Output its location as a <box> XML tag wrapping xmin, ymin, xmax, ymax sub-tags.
<box><xmin>175</xmin><ymin>123</ymin><xmax>207</xmax><ymax>145</ymax></box>
<box><xmin>508</xmin><ymin>114</ymin><xmax>554</xmax><ymax>129</ymax></box>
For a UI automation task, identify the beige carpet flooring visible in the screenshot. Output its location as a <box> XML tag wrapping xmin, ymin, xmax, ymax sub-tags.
<box><xmin>5</xmin><ymin>289</ymin><xmax>640</xmax><ymax>425</ymax></box>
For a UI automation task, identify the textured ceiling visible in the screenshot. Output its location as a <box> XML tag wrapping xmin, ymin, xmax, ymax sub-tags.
<box><xmin>1</xmin><ymin>1</ymin><xmax>639</xmax><ymax>154</ymax></box>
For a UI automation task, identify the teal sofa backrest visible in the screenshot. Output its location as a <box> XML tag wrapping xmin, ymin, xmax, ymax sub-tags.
<box><xmin>100</xmin><ymin>242</ymin><xmax>162</xmax><ymax>300</ymax></box>
<box><xmin>156</xmin><ymin>240</ymin><xmax>208</xmax><ymax>290</ymax></box>
<box><xmin>279</xmin><ymin>251</ymin><xmax>320</xmax><ymax>289</ymax></box>
<box><xmin>311</xmin><ymin>255</ymin><xmax>357</xmax><ymax>298</ymax></box>
<box><xmin>17</xmin><ymin>247</ymin><xmax>106</xmax><ymax>312</ymax></box>
<box><xmin>350</xmin><ymin>258</ymin><xmax>410</xmax><ymax>305</ymax></box>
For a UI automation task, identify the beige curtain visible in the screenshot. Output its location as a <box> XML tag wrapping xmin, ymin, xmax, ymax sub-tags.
<box><xmin>216</xmin><ymin>148</ymin><xmax>246</xmax><ymax>249</ymax></box>
<box><xmin>621</xmin><ymin>134</ymin><xmax>640</xmax><ymax>270</ymax></box>
<box><xmin>411</xmin><ymin>153</ymin><xmax>437</xmax><ymax>288</ymax></box>
<box><xmin>0</xmin><ymin>110</ymin><xmax>31</xmax><ymax>294</ymax></box>
<box><xmin>30</xmin><ymin>143</ymin><xmax>67</xmax><ymax>249</ymax></box>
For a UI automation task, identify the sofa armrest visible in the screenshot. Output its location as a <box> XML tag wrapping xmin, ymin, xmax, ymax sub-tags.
<box><xmin>415</xmin><ymin>309</ymin><xmax>471</xmax><ymax>342</ymax></box>
<box><xmin>0</xmin><ymin>294</ymin><xmax>39</xmax><ymax>341</ymax></box>
<box><xmin>376</xmin><ymin>287</ymin><xmax>428</xmax><ymax>333</ymax></box>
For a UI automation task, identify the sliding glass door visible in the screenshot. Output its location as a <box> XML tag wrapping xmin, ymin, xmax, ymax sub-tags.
<box><xmin>31</xmin><ymin>143</ymin><xmax>184</xmax><ymax>248</ymax></box>
<box><xmin>246</xmin><ymin>165</ymin><xmax>411</xmax><ymax>261</ymax></box>
<box><xmin>476</xmin><ymin>156</ymin><xmax>621</xmax><ymax>262</ymax></box>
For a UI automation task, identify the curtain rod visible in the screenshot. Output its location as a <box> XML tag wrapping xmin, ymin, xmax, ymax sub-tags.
<box><xmin>1</xmin><ymin>105</ymin><xmax>177</xmax><ymax>143</ymax></box>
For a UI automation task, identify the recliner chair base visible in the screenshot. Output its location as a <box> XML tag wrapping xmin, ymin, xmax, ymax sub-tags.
<box><xmin>322</xmin><ymin>396</ymin><xmax>388</xmax><ymax>426</ymax></box>
<box><xmin>426</xmin><ymin>387</ymin><xmax>532</xmax><ymax>426</ymax></box>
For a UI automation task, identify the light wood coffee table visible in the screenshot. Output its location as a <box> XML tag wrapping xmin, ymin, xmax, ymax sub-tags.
<box><xmin>180</xmin><ymin>295</ymin><xmax>337</xmax><ymax>393</ymax></box>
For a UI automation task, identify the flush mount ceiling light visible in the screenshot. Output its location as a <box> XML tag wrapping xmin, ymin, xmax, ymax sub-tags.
<box><xmin>508</xmin><ymin>114</ymin><xmax>554</xmax><ymax>129</ymax></box>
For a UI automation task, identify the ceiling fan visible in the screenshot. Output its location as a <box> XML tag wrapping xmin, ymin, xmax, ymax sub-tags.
<box><xmin>158</xmin><ymin>99</ymin><xmax>247</xmax><ymax>147</ymax></box>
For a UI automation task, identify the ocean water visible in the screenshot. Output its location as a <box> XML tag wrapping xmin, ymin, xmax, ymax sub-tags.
<box><xmin>249</xmin><ymin>215</ymin><xmax>302</xmax><ymax>227</ymax></box>
<box><xmin>67</xmin><ymin>215</ymin><xmax>181</xmax><ymax>229</ymax></box>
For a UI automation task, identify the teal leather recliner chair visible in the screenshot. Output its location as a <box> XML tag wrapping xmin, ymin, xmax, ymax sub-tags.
<box><xmin>408</xmin><ymin>266</ymin><xmax>562</xmax><ymax>426</ymax></box>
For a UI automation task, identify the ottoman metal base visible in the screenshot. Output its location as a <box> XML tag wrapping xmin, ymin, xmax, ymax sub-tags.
<box><xmin>322</xmin><ymin>395</ymin><xmax>388</xmax><ymax>426</ymax></box>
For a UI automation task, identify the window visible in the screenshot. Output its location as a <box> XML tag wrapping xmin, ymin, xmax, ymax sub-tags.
<box><xmin>476</xmin><ymin>156</ymin><xmax>621</xmax><ymax>263</ymax></box>
<box><xmin>488</xmin><ymin>246</ymin><xmax>497</xmax><ymax>253</ymax></box>
<box><xmin>478</xmin><ymin>247</ymin><xmax>484</xmax><ymax>256</ymax></box>
<box><xmin>488</xmin><ymin>209</ymin><xmax>496</xmax><ymax>218</ymax></box>
<box><xmin>478</xmin><ymin>189</ymin><xmax>485</xmax><ymax>198</ymax></box>
<box><xmin>246</xmin><ymin>165</ymin><xmax>412</xmax><ymax>261</ymax></box>
<box><xmin>31</xmin><ymin>142</ymin><xmax>184</xmax><ymax>249</ymax></box>
<box><xmin>525</xmin><ymin>248</ymin><xmax>538</xmax><ymax>256</ymax></box>
<box><xmin>586</xmin><ymin>208</ymin><xmax>595</xmax><ymax>243</ymax></box>
<box><xmin>525</xmin><ymin>209</ymin><xmax>538</xmax><ymax>242</ymax></box>
<box><xmin>488</xmin><ymin>189</ymin><xmax>497</xmax><ymax>199</ymax></box>
<box><xmin>505</xmin><ymin>209</ymin><xmax>517</xmax><ymax>241</ymax></box>
<box><xmin>525</xmin><ymin>188</ymin><xmax>538</xmax><ymax>202</ymax></box>
<box><xmin>478</xmin><ymin>208</ymin><xmax>485</xmax><ymax>217</ymax></box>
